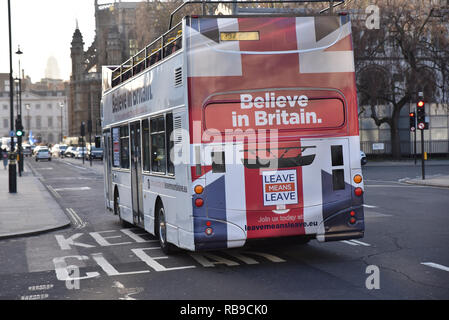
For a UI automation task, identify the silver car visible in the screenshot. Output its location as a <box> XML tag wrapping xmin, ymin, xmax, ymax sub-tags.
<box><xmin>35</xmin><ymin>149</ymin><xmax>51</xmax><ymax>162</ymax></box>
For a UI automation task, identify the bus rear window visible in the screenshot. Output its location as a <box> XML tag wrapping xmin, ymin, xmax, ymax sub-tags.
<box><xmin>204</xmin><ymin>97</ymin><xmax>344</xmax><ymax>132</ymax></box>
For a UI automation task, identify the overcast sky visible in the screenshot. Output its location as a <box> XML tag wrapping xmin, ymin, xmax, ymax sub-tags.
<box><xmin>0</xmin><ymin>0</ymin><xmax>138</xmax><ymax>83</ymax></box>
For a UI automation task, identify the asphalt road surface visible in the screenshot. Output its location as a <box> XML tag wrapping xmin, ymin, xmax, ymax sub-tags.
<box><xmin>0</xmin><ymin>157</ymin><xmax>448</xmax><ymax>301</ymax></box>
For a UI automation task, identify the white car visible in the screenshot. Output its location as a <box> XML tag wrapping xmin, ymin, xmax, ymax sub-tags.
<box><xmin>75</xmin><ymin>147</ymin><xmax>87</xmax><ymax>159</ymax></box>
<box><xmin>35</xmin><ymin>148</ymin><xmax>51</xmax><ymax>162</ymax></box>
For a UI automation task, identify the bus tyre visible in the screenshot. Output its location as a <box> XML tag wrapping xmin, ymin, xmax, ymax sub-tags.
<box><xmin>156</xmin><ymin>205</ymin><xmax>176</xmax><ymax>254</ymax></box>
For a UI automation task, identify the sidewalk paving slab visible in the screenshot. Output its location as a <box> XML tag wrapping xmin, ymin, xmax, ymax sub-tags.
<box><xmin>0</xmin><ymin>162</ymin><xmax>71</xmax><ymax>239</ymax></box>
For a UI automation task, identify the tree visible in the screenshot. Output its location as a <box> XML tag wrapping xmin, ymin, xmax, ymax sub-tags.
<box><xmin>350</xmin><ymin>0</ymin><xmax>449</xmax><ymax>158</ymax></box>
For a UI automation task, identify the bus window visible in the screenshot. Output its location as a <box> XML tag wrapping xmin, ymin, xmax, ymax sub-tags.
<box><xmin>150</xmin><ymin>116</ymin><xmax>166</xmax><ymax>173</ymax></box>
<box><xmin>166</xmin><ymin>113</ymin><xmax>174</xmax><ymax>175</ymax></box>
<box><xmin>142</xmin><ymin>119</ymin><xmax>150</xmax><ymax>172</ymax></box>
<box><xmin>120</xmin><ymin>125</ymin><xmax>130</xmax><ymax>169</ymax></box>
<box><xmin>112</xmin><ymin>127</ymin><xmax>120</xmax><ymax>168</ymax></box>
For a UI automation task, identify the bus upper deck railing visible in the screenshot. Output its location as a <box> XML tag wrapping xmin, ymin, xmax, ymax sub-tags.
<box><xmin>109</xmin><ymin>0</ymin><xmax>345</xmax><ymax>90</ymax></box>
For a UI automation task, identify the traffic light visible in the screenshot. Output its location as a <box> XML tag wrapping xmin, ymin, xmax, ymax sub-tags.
<box><xmin>15</xmin><ymin>118</ymin><xmax>24</xmax><ymax>137</ymax></box>
<box><xmin>409</xmin><ymin>112</ymin><xmax>416</xmax><ymax>131</ymax></box>
<box><xmin>80</xmin><ymin>122</ymin><xmax>86</xmax><ymax>137</ymax></box>
<box><xmin>416</xmin><ymin>99</ymin><xmax>425</xmax><ymax>130</ymax></box>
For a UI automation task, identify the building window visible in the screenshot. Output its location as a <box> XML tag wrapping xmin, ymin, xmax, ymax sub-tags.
<box><xmin>25</xmin><ymin>116</ymin><xmax>31</xmax><ymax>130</ymax></box>
<box><xmin>36</xmin><ymin>116</ymin><xmax>42</xmax><ymax>129</ymax></box>
<box><xmin>2</xmin><ymin>105</ymin><xmax>7</xmax><ymax>110</ymax></box>
<box><xmin>36</xmin><ymin>104</ymin><xmax>41</xmax><ymax>110</ymax></box>
<box><xmin>48</xmin><ymin>117</ymin><xmax>53</xmax><ymax>128</ymax></box>
<box><xmin>150</xmin><ymin>116</ymin><xmax>166</xmax><ymax>173</ymax></box>
<box><xmin>120</xmin><ymin>125</ymin><xmax>130</xmax><ymax>169</ymax></box>
<box><xmin>3</xmin><ymin>118</ymin><xmax>8</xmax><ymax>129</ymax></box>
<box><xmin>48</xmin><ymin>103</ymin><xmax>53</xmax><ymax>109</ymax></box>
<box><xmin>142</xmin><ymin>119</ymin><xmax>150</xmax><ymax>172</ymax></box>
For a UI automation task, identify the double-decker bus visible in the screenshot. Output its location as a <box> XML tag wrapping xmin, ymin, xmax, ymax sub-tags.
<box><xmin>101</xmin><ymin>0</ymin><xmax>365</xmax><ymax>253</ymax></box>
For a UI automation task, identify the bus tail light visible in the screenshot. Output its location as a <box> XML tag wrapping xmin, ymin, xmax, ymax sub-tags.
<box><xmin>349</xmin><ymin>217</ymin><xmax>356</xmax><ymax>224</ymax></box>
<box><xmin>205</xmin><ymin>227</ymin><xmax>213</xmax><ymax>235</ymax></box>
<box><xmin>350</xmin><ymin>210</ymin><xmax>356</xmax><ymax>217</ymax></box>
<box><xmin>206</xmin><ymin>221</ymin><xmax>211</xmax><ymax>227</ymax></box>
<box><xmin>195</xmin><ymin>198</ymin><xmax>204</xmax><ymax>207</ymax></box>
<box><xmin>354</xmin><ymin>187</ymin><xmax>363</xmax><ymax>197</ymax></box>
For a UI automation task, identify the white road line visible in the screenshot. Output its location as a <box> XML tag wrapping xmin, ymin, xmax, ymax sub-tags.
<box><xmin>63</xmin><ymin>161</ymin><xmax>87</xmax><ymax>170</ymax></box>
<box><xmin>54</xmin><ymin>187</ymin><xmax>91</xmax><ymax>192</ymax></box>
<box><xmin>47</xmin><ymin>185</ymin><xmax>61</xmax><ymax>199</ymax></box>
<box><xmin>66</xmin><ymin>208</ymin><xmax>86</xmax><ymax>229</ymax></box>
<box><xmin>349</xmin><ymin>239</ymin><xmax>371</xmax><ymax>247</ymax></box>
<box><xmin>20</xmin><ymin>294</ymin><xmax>49</xmax><ymax>300</ymax></box>
<box><xmin>421</xmin><ymin>262</ymin><xmax>449</xmax><ymax>272</ymax></box>
<box><xmin>341</xmin><ymin>240</ymin><xmax>358</xmax><ymax>246</ymax></box>
<box><xmin>341</xmin><ymin>240</ymin><xmax>371</xmax><ymax>247</ymax></box>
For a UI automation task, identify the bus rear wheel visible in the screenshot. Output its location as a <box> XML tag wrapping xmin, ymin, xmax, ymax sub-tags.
<box><xmin>156</xmin><ymin>204</ymin><xmax>176</xmax><ymax>254</ymax></box>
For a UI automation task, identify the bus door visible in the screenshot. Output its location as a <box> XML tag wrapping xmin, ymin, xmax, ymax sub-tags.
<box><xmin>103</xmin><ymin>129</ymin><xmax>113</xmax><ymax>209</ymax></box>
<box><xmin>130</xmin><ymin>121</ymin><xmax>144</xmax><ymax>226</ymax></box>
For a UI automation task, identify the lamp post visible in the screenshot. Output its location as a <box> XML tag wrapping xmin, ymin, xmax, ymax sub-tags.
<box><xmin>59</xmin><ymin>102</ymin><xmax>64</xmax><ymax>143</ymax></box>
<box><xmin>16</xmin><ymin>45</ymin><xmax>23</xmax><ymax>176</ymax></box>
<box><xmin>7</xmin><ymin>0</ymin><xmax>17</xmax><ymax>193</ymax></box>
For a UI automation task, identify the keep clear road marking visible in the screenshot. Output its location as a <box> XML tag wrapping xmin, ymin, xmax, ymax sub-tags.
<box><xmin>341</xmin><ymin>240</ymin><xmax>371</xmax><ymax>247</ymax></box>
<box><xmin>421</xmin><ymin>262</ymin><xmax>449</xmax><ymax>272</ymax></box>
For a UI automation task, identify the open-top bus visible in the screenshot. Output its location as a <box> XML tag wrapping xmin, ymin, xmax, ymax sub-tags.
<box><xmin>101</xmin><ymin>0</ymin><xmax>364</xmax><ymax>253</ymax></box>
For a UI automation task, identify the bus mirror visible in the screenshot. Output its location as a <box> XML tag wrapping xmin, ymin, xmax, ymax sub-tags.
<box><xmin>95</xmin><ymin>136</ymin><xmax>101</xmax><ymax>148</ymax></box>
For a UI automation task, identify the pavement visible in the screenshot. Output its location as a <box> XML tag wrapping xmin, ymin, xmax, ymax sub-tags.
<box><xmin>0</xmin><ymin>160</ymin><xmax>71</xmax><ymax>239</ymax></box>
<box><xmin>365</xmin><ymin>158</ymin><xmax>449</xmax><ymax>188</ymax></box>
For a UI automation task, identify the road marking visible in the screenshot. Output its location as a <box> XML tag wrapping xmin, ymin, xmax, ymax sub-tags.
<box><xmin>363</xmin><ymin>204</ymin><xmax>377</xmax><ymax>208</ymax></box>
<box><xmin>36</xmin><ymin>167</ymin><xmax>53</xmax><ymax>170</ymax></box>
<box><xmin>54</xmin><ymin>187</ymin><xmax>91</xmax><ymax>192</ymax></box>
<box><xmin>62</xmin><ymin>161</ymin><xmax>87</xmax><ymax>170</ymax></box>
<box><xmin>341</xmin><ymin>240</ymin><xmax>371</xmax><ymax>247</ymax></box>
<box><xmin>20</xmin><ymin>294</ymin><xmax>49</xmax><ymax>300</ymax></box>
<box><xmin>28</xmin><ymin>284</ymin><xmax>54</xmax><ymax>291</ymax></box>
<box><xmin>47</xmin><ymin>185</ymin><xmax>61</xmax><ymax>198</ymax></box>
<box><xmin>421</xmin><ymin>262</ymin><xmax>449</xmax><ymax>272</ymax></box>
<box><xmin>66</xmin><ymin>208</ymin><xmax>87</xmax><ymax>229</ymax></box>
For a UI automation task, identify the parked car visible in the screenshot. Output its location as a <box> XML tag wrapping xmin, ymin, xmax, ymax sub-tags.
<box><xmin>86</xmin><ymin>147</ymin><xmax>104</xmax><ymax>161</ymax></box>
<box><xmin>361</xmin><ymin>151</ymin><xmax>367</xmax><ymax>165</ymax></box>
<box><xmin>35</xmin><ymin>148</ymin><xmax>51</xmax><ymax>162</ymax></box>
<box><xmin>75</xmin><ymin>147</ymin><xmax>87</xmax><ymax>159</ymax></box>
<box><xmin>64</xmin><ymin>146</ymin><xmax>76</xmax><ymax>158</ymax></box>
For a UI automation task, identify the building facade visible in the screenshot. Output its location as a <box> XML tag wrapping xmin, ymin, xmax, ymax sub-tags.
<box><xmin>0</xmin><ymin>77</ymin><xmax>68</xmax><ymax>145</ymax></box>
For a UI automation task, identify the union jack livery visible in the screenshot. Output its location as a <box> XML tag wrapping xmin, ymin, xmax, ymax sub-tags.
<box><xmin>101</xmin><ymin>1</ymin><xmax>365</xmax><ymax>253</ymax></box>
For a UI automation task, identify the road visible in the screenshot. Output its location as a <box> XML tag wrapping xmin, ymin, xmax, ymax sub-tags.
<box><xmin>0</xmin><ymin>157</ymin><xmax>448</xmax><ymax>301</ymax></box>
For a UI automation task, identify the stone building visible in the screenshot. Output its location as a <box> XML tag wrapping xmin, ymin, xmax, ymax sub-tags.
<box><xmin>0</xmin><ymin>73</ymin><xmax>69</xmax><ymax>145</ymax></box>
<box><xmin>68</xmin><ymin>1</ymin><xmax>141</xmax><ymax>137</ymax></box>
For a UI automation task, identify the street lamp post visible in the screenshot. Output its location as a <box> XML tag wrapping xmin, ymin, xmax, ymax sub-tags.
<box><xmin>16</xmin><ymin>45</ymin><xmax>23</xmax><ymax>176</ymax></box>
<box><xmin>59</xmin><ymin>102</ymin><xmax>64</xmax><ymax>143</ymax></box>
<box><xmin>7</xmin><ymin>0</ymin><xmax>17</xmax><ymax>193</ymax></box>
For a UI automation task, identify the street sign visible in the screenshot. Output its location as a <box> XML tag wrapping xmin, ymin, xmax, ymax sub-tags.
<box><xmin>418</xmin><ymin>122</ymin><xmax>425</xmax><ymax>130</ymax></box>
<box><xmin>372</xmin><ymin>143</ymin><xmax>385</xmax><ymax>151</ymax></box>
<box><xmin>9</xmin><ymin>130</ymin><xmax>15</xmax><ymax>137</ymax></box>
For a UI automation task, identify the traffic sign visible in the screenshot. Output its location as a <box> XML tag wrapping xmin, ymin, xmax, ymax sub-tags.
<box><xmin>9</xmin><ymin>130</ymin><xmax>15</xmax><ymax>137</ymax></box>
<box><xmin>418</xmin><ymin>122</ymin><xmax>425</xmax><ymax>130</ymax></box>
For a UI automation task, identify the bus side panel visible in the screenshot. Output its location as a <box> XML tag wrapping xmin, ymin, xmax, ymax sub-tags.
<box><xmin>113</xmin><ymin>170</ymin><xmax>133</xmax><ymax>223</ymax></box>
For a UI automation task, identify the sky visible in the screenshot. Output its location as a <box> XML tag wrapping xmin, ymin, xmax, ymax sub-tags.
<box><xmin>0</xmin><ymin>0</ymin><xmax>139</xmax><ymax>83</ymax></box>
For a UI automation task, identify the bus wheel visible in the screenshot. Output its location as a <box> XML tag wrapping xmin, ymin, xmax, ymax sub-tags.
<box><xmin>156</xmin><ymin>204</ymin><xmax>176</xmax><ymax>254</ymax></box>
